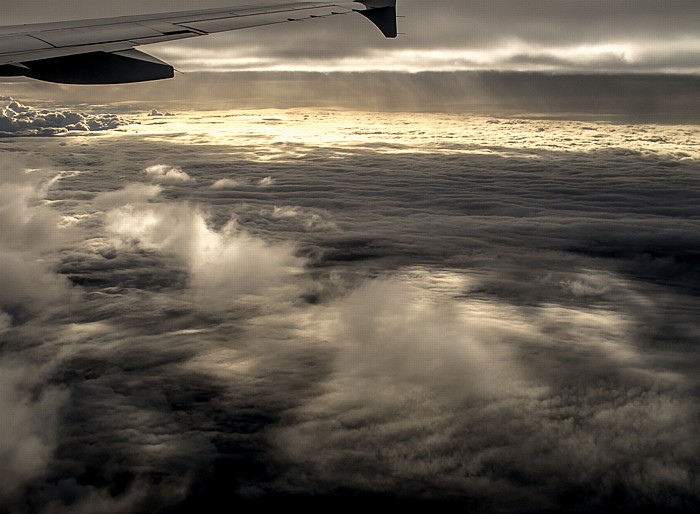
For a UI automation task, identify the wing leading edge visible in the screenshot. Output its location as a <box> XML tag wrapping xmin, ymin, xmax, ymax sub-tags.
<box><xmin>0</xmin><ymin>1</ymin><xmax>397</xmax><ymax>84</ymax></box>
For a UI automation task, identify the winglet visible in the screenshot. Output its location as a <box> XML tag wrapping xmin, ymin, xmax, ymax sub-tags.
<box><xmin>355</xmin><ymin>0</ymin><xmax>397</xmax><ymax>38</ymax></box>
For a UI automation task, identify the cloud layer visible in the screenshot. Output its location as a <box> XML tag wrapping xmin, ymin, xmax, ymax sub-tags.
<box><xmin>5</xmin><ymin>73</ymin><xmax>700</xmax><ymax>124</ymax></box>
<box><xmin>0</xmin><ymin>107</ymin><xmax>698</xmax><ymax>513</ymax></box>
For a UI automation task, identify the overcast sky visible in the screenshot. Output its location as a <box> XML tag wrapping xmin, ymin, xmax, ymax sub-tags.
<box><xmin>4</xmin><ymin>0</ymin><xmax>700</xmax><ymax>73</ymax></box>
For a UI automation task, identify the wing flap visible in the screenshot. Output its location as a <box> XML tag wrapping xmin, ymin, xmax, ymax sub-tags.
<box><xmin>137</xmin><ymin>21</ymin><xmax>200</xmax><ymax>35</ymax></box>
<box><xmin>36</xmin><ymin>25</ymin><xmax>163</xmax><ymax>48</ymax></box>
<box><xmin>0</xmin><ymin>42</ymin><xmax>135</xmax><ymax>67</ymax></box>
<box><xmin>177</xmin><ymin>6</ymin><xmax>352</xmax><ymax>34</ymax></box>
<box><xmin>0</xmin><ymin>35</ymin><xmax>53</xmax><ymax>53</ymax></box>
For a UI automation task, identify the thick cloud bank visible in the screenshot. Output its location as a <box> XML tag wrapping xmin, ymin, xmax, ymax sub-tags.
<box><xmin>0</xmin><ymin>97</ymin><xmax>125</xmax><ymax>137</ymax></box>
<box><xmin>0</xmin><ymin>110</ymin><xmax>699</xmax><ymax>513</ymax></box>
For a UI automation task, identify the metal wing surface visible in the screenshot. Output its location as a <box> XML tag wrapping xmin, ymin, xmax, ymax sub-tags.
<box><xmin>0</xmin><ymin>1</ymin><xmax>396</xmax><ymax>84</ymax></box>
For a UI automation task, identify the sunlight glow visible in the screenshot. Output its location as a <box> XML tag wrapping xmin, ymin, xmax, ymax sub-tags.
<box><xmin>150</xmin><ymin>38</ymin><xmax>700</xmax><ymax>73</ymax></box>
<box><xmin>118</xmin><ymin>110</ymin><xmax>700</xmax><ymax>163</ymax></box>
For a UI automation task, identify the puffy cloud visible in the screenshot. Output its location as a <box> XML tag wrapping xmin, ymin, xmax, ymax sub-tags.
<box><xmin>0</xmin><ymin>97</ymin><xmax>126</xmax><ymax>137</ymax></box>
<box><xmin>143</xmin><ymin>164</ymin><xmax>192</xmax><ymax>184</ymax></box>
<box><xmin>210</xmin><ymin>178</ymin><xmax>242</xmax><ymax>189</ymax></box>
<box><xmin>321</xmin><ymin>274</ymin><xmax>529</xmax><ymax>398</ymax></box>
<box><xmin>0</xmin><ymin>165</ymin><xmax>69</xmax><ymax>252</ymax></box>
<box><xmin>104</xmin><ymin>201</ymin><xmax>304</xmax><ymax>307</ymax></box>
<box><xmin>0</xmin><ymin>162</ymin><xmax>75</xmax><ymax>319</ymax></box>
<box><xmin>148</xmin><ymin>109</ymin><xmax>175</xmax><ymax>117</ymax></box>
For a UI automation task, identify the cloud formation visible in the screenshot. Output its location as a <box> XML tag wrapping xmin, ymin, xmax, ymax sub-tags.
<box><xmin>210</xmin><ymin>178</ymin><xmax>241</xmax><ymax>189</ymax></box>
<box><xmin>0</xmin><ymin>109</ymin><xmax>698</xmax><ymax>513</ymax></box>
<box><xmin>0</xmin><ymin>162</ymin><xmax>75</xmax><ymax>319</ymax></box>
<box><xmin>274</xmin><ymin>272</ymin><xmax>699</xmax><ymax>510</ymax></box>
<box><xmin>0</xmin><ymin>97</ymin><xmax>125</xmax><ymax>137</ymax></box>
<box><xmin>143</xmin><ymin>164</ymin><xmax>192</xmax><ymax>183</ymax></box>
<box><xmin>105</xmin><ymin>198</ymin><xmax>304</xmax><ymax>308</ymax></box>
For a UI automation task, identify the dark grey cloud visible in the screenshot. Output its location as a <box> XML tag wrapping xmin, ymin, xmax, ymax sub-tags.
<box><xmin>0</xmin><ymin>101</ymin><xmax>699</xmax><ymax>513</ymax></box>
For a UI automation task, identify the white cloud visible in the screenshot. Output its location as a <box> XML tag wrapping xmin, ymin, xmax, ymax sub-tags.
<box><xmin>327</xmin><ymin>276</ymin><xmax>528</xmax><ymax>398</ymax></box>
<box><xmin>143</xmin><ymin>165</ymin><xmax>192</xmax><ymax>184</ymax></box>
<box><xmin>0</xmin><ymin>97</ymin><xmax>125</xmax><ymax>137</ymax></box>
<box><xmin>105</xmin><ymin>201</ymin><xmax>304</xmax><ymax>307</ymax></box>
<box><xmin>148</xmin><ymin>109</ymin><xmax>175</xmax><ymax>117</ymax></box>
<box><xmin>0</xmin><ymin>163</ymin><xmax>74</xmax><ymax>318</ymax></box>
<box><xmin>210</xmin><ymin>178</ymin><xmax>241</xmax><ymax>189</ymax></box>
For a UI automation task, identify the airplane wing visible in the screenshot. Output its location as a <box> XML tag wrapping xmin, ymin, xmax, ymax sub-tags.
<box><xmin>0</xmin><ymin>0</ymin><xmax>397</xmax><ymax>84</ymax></box>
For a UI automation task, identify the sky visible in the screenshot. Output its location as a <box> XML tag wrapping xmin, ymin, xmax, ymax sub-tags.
<box><xmin>4</xmin><ymin>0</ymin><xmax>700</xmax><ymax>73</ymax></box>
<box><xmin>1</xmin><ymin>2</ymin><xmax>700</xmax><ymax>513</ymax></box>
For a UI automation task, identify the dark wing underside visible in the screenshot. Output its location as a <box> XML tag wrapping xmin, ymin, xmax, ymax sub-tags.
<box><xmin>0</xmin><ymin>1</ymin><xmax>397</xmax><ymax>84</ymax></box>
